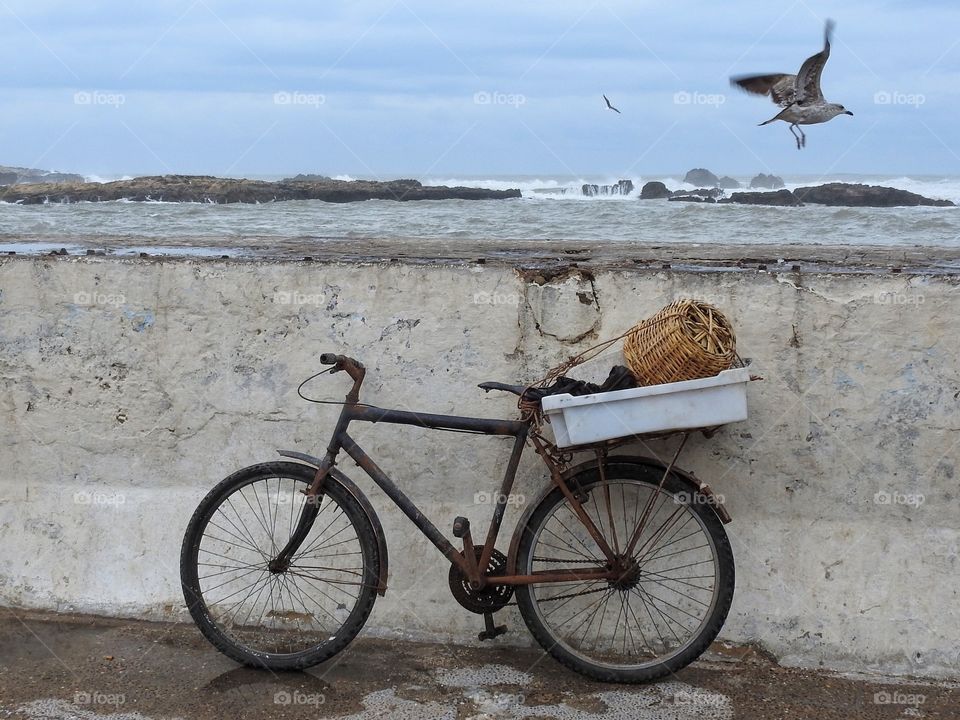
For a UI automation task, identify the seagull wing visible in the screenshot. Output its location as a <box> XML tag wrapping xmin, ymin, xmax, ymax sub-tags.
<box><xmin>730</xmin><ymin>73</ymin><xmax>797</xmax><ymax>107</ymax></box>
<box><xmin>603</xmin><ymin>94</ymin><xmax>621</xmax><ymax>113</ymax></box>
<box><xmin>795</xmin><ymin>19</ymin><xmax>834</xmax><ymax>104</ymax></box>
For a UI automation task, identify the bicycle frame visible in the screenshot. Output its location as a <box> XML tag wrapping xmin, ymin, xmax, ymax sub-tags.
<box><xmin>273</xmin><ymin>357</ymin><xmax>623</xmax><ymax>590</ymax></box>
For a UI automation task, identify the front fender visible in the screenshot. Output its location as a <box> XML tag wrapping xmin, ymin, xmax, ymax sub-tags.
<box><xmin>277</xmin><ymin>450</ymin><xmax>389</xmax><ymax>596</ymax></box>
<box><xmin>505</xmin><ymin>454</ymin><xmax>731</xmax><ymax>575</ymax></box>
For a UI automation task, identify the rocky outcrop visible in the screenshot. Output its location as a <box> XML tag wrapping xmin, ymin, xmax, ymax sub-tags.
<box><xmin>640</xmin><ymin>183</ymin><xmax>724</xmax><ymax>201</ymax></box>
<box><xmin>639</xmin><ymin>181</ymin><xmax>671</xmax><ymax>199</ymax></box>
<box><xmin>0</xmin><ymin>175</ymin><xmax>522</xmax><ymax>204</ymax></box>
<box><xmin>281</xmin><ymin>173</ymin><xmax>332</xmax><ymax>182</ymax></box>
<box><xmin>720</xmin><ymin>189</ymin><xmax>801</xmax><ymax>206</ymax></box>
<box><xmin>669</xmin><ymin>194</ymin><xmax>716</xmax><ymax>203</ymax></box>
<box><xmin>681</xmin><ymin>187</ymin><xmax>724</xmax><ymax>199</ymax></box>
<box><xmin>721</xmin><ymin>183</ymin><xmax>954</xmax><ymax>207</ymax></box>
<box><xmin>581</xmin><ymin>180</ymin><xmax>634</xmax><ymax>197</ymax></box>
<box><xmin>750</xmin><ymin>173</ymin><xmax>785</xmax><ymax>189</ymax></box>
<box><xmin>0</xmin><ymin>165</ymin><xmax>85</xmax><ymax>186</ymax></box>
<box><xmin>792</xmin><ymin>183</ymin><xmax>954</xmax><ymax>207</ymax></box>
<box><xmin>718</xmin><ymin>176</ymin><xmax>741</xmax><ymax>189</ymax></box>
<box><xmin>683</xmin><ymin>168</ymin><xmax>719</xmax><ymax>187</ymax></box>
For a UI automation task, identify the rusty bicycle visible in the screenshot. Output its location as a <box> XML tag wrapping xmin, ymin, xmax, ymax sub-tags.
<box><xmin>180</xmin><ymin>353</ymin><xmax>735</xmax><ymax>683</ymax></box>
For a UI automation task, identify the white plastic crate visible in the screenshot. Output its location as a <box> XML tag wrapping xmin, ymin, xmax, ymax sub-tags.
<box><xmin>540</xmin><ymin>366</ymin><xmax>751</xmax><ymax>448</ymax></box>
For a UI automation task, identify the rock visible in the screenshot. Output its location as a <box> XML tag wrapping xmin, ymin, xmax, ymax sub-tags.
<box><xmin>750</xmin><ymin>173</ymin><xmax>785</xmax><ymax>189</ymax></box>
<box><xmin>669</xmin><ymin>195</ymin><xmax>716</xmax><ymax>203</ymax></box>
<box><xmin>683</xmin><ymin>168</ymin><xmax>719</xmax><ymax>187</ymax></box>
<box><xmin>720</xmin><ymin>189</ymin><xmax>802</xmax><ymax>206</ymax></box>
<box><xmin>670</xmin><ymin>187</ymin><xmax>724</xmax><ymax>203</ymax></box>
<box><xmin>281</xmin><ymin>173</ymin><xmax>332</xmax><ymax>182</ymax></box>
<box><xmin>639</xmin><ymin>181</ymin><xmax>671</xmax><ymax>199</ymax></box>
<box><xmin>718</xmin><ymin>176</ymin><xmax>741</xmax><ymax>189</ymax></box>
<box><xmin>680</xmin><ymin>187</ymin><xmax>724</xmax><ymax>199</ymax></box>
<box><xmin>0</xmin><ymin>164</ymin><xmax>85</xmax><ymax>185</ymax></box>
<box><xmin>792</xmin><ymin>182</ymin><xmax>954</xmax><ymax>207</ymax></box>
<box><xmin>0</xmin><ymin>175</ymin><xmax>522</xmax><ymax>205</ymax></box>
<box><xmin>581</xmin><ymin>180</ymin><xmax>634</xmax><ymax>197</ymax></box>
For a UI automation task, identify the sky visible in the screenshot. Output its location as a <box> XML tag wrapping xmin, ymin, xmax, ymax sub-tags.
<box><xmin>1</xmin><ymin>0</ymin><xmax>958</xmax><ymax>179</ymax></box>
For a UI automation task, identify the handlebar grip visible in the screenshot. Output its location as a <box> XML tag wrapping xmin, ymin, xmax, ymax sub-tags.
<box><xmin>320</xmin><ymin>353</ymin><xmax>340</xmax><ymax>365</ymax></box>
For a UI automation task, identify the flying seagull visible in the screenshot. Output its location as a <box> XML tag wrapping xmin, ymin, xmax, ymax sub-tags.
<box><xmin>603</xmin><ymin>94</ymin><xmax>621</xmax><ymax>114</ymax></box>
<box><xmin>731</xmin><ymin>19</ymin><xmax>852</xmax><ymax>149</ymax></box>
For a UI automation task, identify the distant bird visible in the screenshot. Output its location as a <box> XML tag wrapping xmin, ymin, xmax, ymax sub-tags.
<box><xmin>603</xmin><ymin>94</ymin><xmax>621</xmax><ymax>114</ymax></box>
<box><xmin>731</xmin><ymin>19</ymin><xmax>852</xmax><ymax>149</ymax></box>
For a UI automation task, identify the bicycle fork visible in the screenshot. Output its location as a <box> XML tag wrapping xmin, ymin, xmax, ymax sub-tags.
<box><xmin>268</xmin><ymin>451</ymin><xmax>335</xmax><ymax>573</ymax></box>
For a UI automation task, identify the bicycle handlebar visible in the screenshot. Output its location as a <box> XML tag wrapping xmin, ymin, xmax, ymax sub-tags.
<box><xmin>320</xmin><ymin>353</ymin><xmax>366</xmax><ymax>403</ymax></box>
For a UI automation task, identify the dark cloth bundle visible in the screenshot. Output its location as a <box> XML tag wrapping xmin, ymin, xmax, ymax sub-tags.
<box><xmin>524</xmin><ymin>366</ymin><xmax>637</xmax><ymax>401</ymax></box>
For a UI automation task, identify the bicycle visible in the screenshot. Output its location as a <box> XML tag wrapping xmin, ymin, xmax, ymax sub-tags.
<box><xmin>180</xmin><ymin>353</ymin><xmax>735</xmax><ymax>683</ymax></box>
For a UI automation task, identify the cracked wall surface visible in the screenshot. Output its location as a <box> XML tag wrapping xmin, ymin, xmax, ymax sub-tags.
<box><xmin>0</xmin><ymin>255</ymin><xmax>958</xmax><ymax>679</ymax></box>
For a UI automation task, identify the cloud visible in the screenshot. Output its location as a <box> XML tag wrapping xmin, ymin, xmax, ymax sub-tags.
<box><xmin>0</xmin><ymin>0</ymin><xmax>957</xmax><ymax>175</ymax></box>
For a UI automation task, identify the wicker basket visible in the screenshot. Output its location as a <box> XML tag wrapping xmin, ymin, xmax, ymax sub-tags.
<box><xmin>623</xmin><ymin>299</ymin><xmax>736</xmax><ymax>386</ymax></box>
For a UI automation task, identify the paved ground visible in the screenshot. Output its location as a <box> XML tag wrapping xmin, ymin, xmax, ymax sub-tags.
<box><xmin>0</xmin><ymin>611</ymin><xmax>956</xmax><ymax>719</ymax></box>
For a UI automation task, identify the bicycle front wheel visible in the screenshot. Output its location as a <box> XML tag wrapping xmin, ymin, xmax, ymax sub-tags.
<box><xmin>515</xmin><ymin>463</ymin><xmax>734</xmax><ymax>683</ymax></box>
<box><xmin>180</xmin><ymin>461</ymin><xmax>379</xmax><ymax>670</ymax></box>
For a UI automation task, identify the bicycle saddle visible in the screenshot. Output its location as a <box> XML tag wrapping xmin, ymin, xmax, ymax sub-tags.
<box><xmin>478</xmin><ymin>381</ymin><xmax>527</xmax><ymax>396</ymax></box>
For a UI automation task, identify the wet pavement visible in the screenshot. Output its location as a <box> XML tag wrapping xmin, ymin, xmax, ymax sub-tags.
<box><xmin>0</xmin><ymin>610</ymin><xmax>956</xmax><ymax>719</ymax></box>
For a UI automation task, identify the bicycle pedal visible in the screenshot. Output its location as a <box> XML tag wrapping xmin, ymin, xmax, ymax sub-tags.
<box><xmin>478</xmin><ymin>612</ymin><xmax>507</xmax><ymax>641</ymax></box>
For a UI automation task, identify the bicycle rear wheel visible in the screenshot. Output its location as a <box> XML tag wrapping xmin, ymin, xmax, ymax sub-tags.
<box><xmin>515</xmin><ymin>462</ymin><xmax>734</xmax><ymax>683</ymax></box>
<box><xmin>180</xmin><ymin>461</ymin><xmax>379</xmax><ymax>670</ymax></box>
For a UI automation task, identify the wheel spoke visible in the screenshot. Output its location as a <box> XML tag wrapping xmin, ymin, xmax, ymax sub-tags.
<box><xmin>186</xmin><ymin>471</ymin><xmax>374</xmax><ymax>659</ymax></box>
<box><xmin>521</xmin><ymin>476</ymin><xmax>729</xmax><ymax>674</ymax></box>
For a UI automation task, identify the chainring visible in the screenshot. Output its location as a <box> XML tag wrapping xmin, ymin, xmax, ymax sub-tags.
<box><xmin>448</xmin><ymin>547</ymin><xmax>514</xmax><ymax>614</ymax></box>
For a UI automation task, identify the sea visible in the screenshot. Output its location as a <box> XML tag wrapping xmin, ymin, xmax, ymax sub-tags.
<box><xmin>1</xmin><ymin>174</ymin><xmax>958</xmax><ymax>253</ymax></box>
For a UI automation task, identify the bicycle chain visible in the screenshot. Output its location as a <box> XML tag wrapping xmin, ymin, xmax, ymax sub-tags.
<box><xmin>503</xmin><ymin>558</ymin><xmax>611</xmax><ymax>606</ymax></box>
<box><xmin>531</xmin><ymin>557</ymin><xmax>605</xmax><ymax>564</ymax></box>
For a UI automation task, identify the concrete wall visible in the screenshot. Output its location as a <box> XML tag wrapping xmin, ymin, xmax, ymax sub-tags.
<box><xmin>1</xmin><ymin>253</ymin><xmax>958</xmax><ymax>678</ymax></box>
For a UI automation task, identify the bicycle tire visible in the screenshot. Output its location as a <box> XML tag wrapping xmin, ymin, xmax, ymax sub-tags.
<box><xmin>180</xmin><ymin>461</ymin><xmax>379</xmax><ymax>670</ymax></box>
<box><xmin>514</xmin><ymin>462</ymin><xmax>734</xmax><ymax>683</ymax></box>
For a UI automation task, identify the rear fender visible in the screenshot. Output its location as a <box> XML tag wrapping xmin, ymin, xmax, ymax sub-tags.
<box><xmin>277</xmin><ymin>450</ymin><xmax>389</xmax><ymax>595</ymax></box>
<box><xmin>505</xmin><ymin>454</ymin><xmax>731</xmax><ymax>575</ymax></box>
